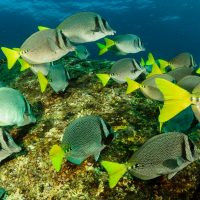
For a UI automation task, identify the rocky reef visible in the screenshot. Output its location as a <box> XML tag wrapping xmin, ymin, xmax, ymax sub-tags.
<box><xmin>0</xmin><ymin>57</ymin><xmax>200</xmax><ymax>199</ymax></box>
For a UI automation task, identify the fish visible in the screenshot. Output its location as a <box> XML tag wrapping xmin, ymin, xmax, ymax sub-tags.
<box><xmin>96</xmin><ymin>58</ymin><xmax>146</xmax><ymax>86</ymax></box>
<box><xmin>155</xmin><ymin>78</ymin><xmax>200</xmax><ymax>124</ymax></box>
<box><xmin>48</xmin><ymin>62</ymin><xmax>70</xmax><ymax>93</ymax></box>
<box><xmin>1</xmin><ymin>29</ymin><xmax>75</xmax><ymax>69</ymax></box>
<box><xmin>0</xmin><ymin>128</ymin><xmax>22</xmax><ymax>162</ymax></box>
<box><xmin>49</xmin><ymin>115</ymin><xmax>115</xmax><ymax>171</ymax></box>
<box><xmin>57</xmin><ymin>12</ymin><xmax>116</xmax><ymax>43</ymax></box>
<box><xmin>97</xmin><ymin>34</ymin><xmax>145</xmax><ymax>56</ymax></box>
<box><xmin>0</xmin><ymin>87</ymin><xmax>36</xmax><ymax>127</ymax></box>
<box><xmin>126</xmin><ymin>74</ymin><xmax>174</xmax><ymax>101</ymax></box>
<box><xmin>168</xmin><ymin>52</ymin><xmax>196</xmax><ymax>69</ymax></box>
<box><xmin>74</xmin><ymin>45</ymin><xmax>90</xmax><ymax>60</ymax></box>
<box><xmin>101</xmin><ymin>132</ymin><xmax>200</xmax><ymax>188</ymax></box>
<box><xmin>167</xmin><ymin>66</ymin><xmax>193</xmax><ymax>82</ymax></box>
<box><xmin>177</xmin><ymin>75</ymin><xmax>200</xmax><ymax>93</ymax></box>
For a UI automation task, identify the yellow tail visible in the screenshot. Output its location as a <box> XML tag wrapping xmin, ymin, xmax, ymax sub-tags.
<box><xmin>146</xmin><ymin>52</ymin><xmax>155</xmax><ymax>65</ymax></box>
<box><xmin>158</xmin><ymin>59</ymin><xmax>169</xmax><ymax>71</ymax></box>
<box><xmin>49</xmin><ymin>144</ymin><xmax>65</xmax><ymax>172</ymax></box>
<box><xmin>101</xmin><ymin>161</ymin><xmax>128</xmax><ymax>188</ymax></box>
<box><xmin>18</xmin><ymin>58</ymin><xmax>31</xmax><ymax>71</ymax></box>
<box><xmin>1</xmin><ymin>47</ymin><xmax>20</xmax><ymax>69</ymax></box>
<box><xmin>38</xmin><ymin>26</ymin><xmax>50</xmax><ymax>31</ymax></box>
<box><xmin>126</xmin><ymin>78</ymin><xmax>141</xmax><ymax>94</ymax></box>
<box><xmin>37</xmin><ymin>71</ymin><xmax>48</xmax><ymax>93</ymax></box>
<box><xmin>146</xmin><ymin>63</ymin><xmax>162</xmax><ymax>78</ymax></box>
<box><xmin>104</xmin><ymin>38</ymin><xmax>115</xmax><ymax>48</ymax></box>
<box><xmin>140</xmin><ymin>57</ymin><xmax>145</xmax><ymax>67</ymax></box>
<box><xmin>97</xmin><ymin>43</ymin><xmax>108</xmax><ymax>56</ymax></box>
<box><xmin>155</xmin><ymin>78</ymin><xmax>191</xmax><ymax>123</ymax></box>
<box><xmin>96</xmin><ymin>74</ymin><xmax>110</xmax><ymax>86</ymax></box>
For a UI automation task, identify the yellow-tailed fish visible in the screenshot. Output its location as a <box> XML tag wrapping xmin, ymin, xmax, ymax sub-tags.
<box><xmin>101</xmin><ymin>132</ymin><xmax>200</xmax><ymax>188</ymax></box>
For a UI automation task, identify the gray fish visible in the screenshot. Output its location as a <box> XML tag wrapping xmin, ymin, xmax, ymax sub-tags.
<box><xmin>75</xmin><ymin>45</ymin><xmax>90</xmax><ymax>60</ymax></box>
<box><xmin>97</xmin><ymin>58</ymin><xmax>146</xmax><ymax>86</ymax></box>
<box><xmin>0</xmin><ymin>87</ymin><xmax>36</xmax><ymax>127</ymax></box>
<box><xmin>61</xmin><ymin>115</ymin><xmax>115</xmax><ymax>165</ymax></box>
<box><xmin>138</xmin><ymin>74</ymin><xmax>174</xmax><ymax>101</ymax></box>
<box><xmin>57</xmin><ymin>12</ymin><xmax>115</xmax><ymax>43</ymax></box>
<box><xmin>101</xmin><ymin>132</ymin><xmax>200</xmax><ymax>188</ymax></box>
<box><xmin>167</xmin><ymin>66</ymin><xmax>193</xmax><ymax>82</ymax></box>
<box><xmin>48</xmin><ymin>63</ymin><xmax>70</xmax><ymax>93</ymax></box>
<box><xmin>169</xmin><ymin>52</ymin><xmax>196</xmax><ymax>69</ymax></box>
<box><xmin>1</xmin><ymin>29</ymin><xmax>75</xmax><ymax>69</ymax></box>
<box><xmin>177</xmin><ymin>75</ymin><xmax>200</xmax><ymax>93</ymax></box>
<box><xmin>98</xmin><ymin>34</ymin><xmax>145</xmax><ymax>56</ymax></box>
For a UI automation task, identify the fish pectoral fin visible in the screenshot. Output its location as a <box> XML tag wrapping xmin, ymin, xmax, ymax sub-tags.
<box><xmin>126</xmin><ymin>78</ymin><xmax>140</xmax><ymax>94</ymax></box>
<box><xmin>96</xmin><ymin>74</ymin><xmax>110</xmax><ymax>86</ymax></box>
<box><xmin>1</xmin><ymin>47</ymin><xmax>20</xmax><ymax>69</ymax></box>
<box><xmin>168</xmin><ymin>172</ymin><xmax>178</xmax><ymax>179</ymax></box>
<box><xmin>47</xmin><ymin>37</ymin><xmax>59</xmax><ymax>53</ymax></box>
<box><xmin>18</xmin><ymin>58</ymin><xmax>31</xmax><ymax>71</ymax></box>
<box><xmin>49</xmin><ymin>144</ymin><xmax>65</xmax><ymax>172</ymax></box>
<box><xmin>37</xmin><ymin>71</ymin><xmax>48</xmax><ymax>93</ymax></box>
<box><xmin>38</xmin><ymin>26</ymin><xmax>50</xmax><ymax>31</ymax></box>
<box><xmin>101</xmin><ymin>161</ymin><xmax>128</xmax><ymax>188</ymax></box>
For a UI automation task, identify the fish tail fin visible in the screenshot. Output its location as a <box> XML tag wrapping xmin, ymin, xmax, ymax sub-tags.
<box><xmin>96</xmin><ymin>74</ymin><xmax>110</xmax><ymax>86</ymax></box>
<box><xmin>146</xmin><ymin>52</ymin><xmax>155</xmax><ymax>65</ymax></box>
<box><xmin>155</xmin><ymin>78</ymin><xmax>191</xmax><ymax>123</ymax></box>
<box><xmin>49</xmin><ymin>144</ymin><xmax>65</xmax><ymax>172</ymax></box>
<box><xmin>104</xmin><ymin>38</ymin><xmax>115</xmax><ymax>48</ymax></box>
<box><xmin>18</xmin><ymin>58</ymin><xmax>31</xmax><ymax>71</ymax></box>
<box><xmin>140</xmin><ymin>57</ymin><xmax>145</xmax><ymax>67</ymax></box>
<box><xmin>126</xmin><ymin>78</ymin><xmax>141</xmax><ymax>94</ymax></box>
<box><xmin>38</xmin><ymin>26</ymin><xmax>50</xmax><ymax>31</ymax></box>
<box><xmin>97</xmin><ymin>43</ymin><xmax>108</xmax><ymax>56</ymax></box>
<box><xmin>146</xmin><ymin>63</ymin><xmax>162</xmax><ymax>78</ymax></box>
<box><xmin>1</xmin><ymin>47</ymin><xmax>20</xmax><ymax>69</ymax></box>
<box><xmin>101</xmin><ymin>161</ymin><xmax>128</xmax><ymax>188</ymax></box>
<box><xmin>37</xmin><ymin>71</ymin><xmax>48</xmax><ymax>93</ymax></box>
<box><xmin>158</xmin><ymin>59</ymin><xmax>169</xmax><ymax>70</ymax></box>
<box><xmin>196</xmin><ymin>67</ymin><xmax>200</xmax><ymax>74</ymax></box>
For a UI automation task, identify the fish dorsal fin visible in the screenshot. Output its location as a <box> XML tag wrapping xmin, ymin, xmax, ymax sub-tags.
<box><xmin>37</xmin><ymin>71</ymin><xmax>48</xmax><ymax>93</ymax></box>
<box><xmin>155</xmin><ymin>78</ymin><xmax>191</xmax><ymax>123</ymax></box>
<box><xmin>146</xmin><ymin>52</ymin><xmax>155</xmax><ymax>65</ymax></box>
<box><xmin>49</xmin><ymin>144</ymin><xmax>65</xmax><ymax>172</ymax></box>
<box><xmin>104</xmin><ymin>38</ymin><xmax>115</xmax><ymax>48</ymax></box>
<box><xmin>18</xmin><ymin>58</ymin><xmax>31</xmax><ymax>71</ymax></box>
<box><xmin>126</xmin><ymin>78</ymin><xmax>141</xmax><ymax>94</ymax></box>
<box><xmin>146</xmin><ymin>63</ymin><xmax>162</xmax><ymax>78</ymax></box>
<box><xmin>101</xmin><ymin>161</ymin><xmax>128</xmax><ymax>188</ymax></box>
<box><xmin>1</xmin><ymin>47</ymin><xmax>20</xmax><ymax>69</ymax></box>
<box><xmin>96</xmin><ymin>74</ymin><xmax>110</xmax><ymax>86</ymax></box>
<box><xmin>38</xmin><ymin>26</ymin><xmax>50</xmax><ymax>31</ymax></box>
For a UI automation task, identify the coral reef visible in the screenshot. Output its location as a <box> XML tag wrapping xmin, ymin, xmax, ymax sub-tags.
<box><xmin>0</xmin><ymin>57</ymin><xmax>199</xmax><ymax>199</ymax></box>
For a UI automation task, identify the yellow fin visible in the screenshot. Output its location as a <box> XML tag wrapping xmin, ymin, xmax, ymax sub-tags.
<box><xmin>98</xmin><ymin>47</ymin><xmax>108</xmax><ymax>56</ymax></box>
<box><xmin>38</xmin><ymin>26</ymin><xmax>50</xmax><ymax>31</ymax></box>
<box><xmin>1</xmin><ymin>47</ymin><xmax>20</xmax><ymax>69</ymax></box>
<box><xmin>126</xmin><ymin>78</ymin><xmax>141</xmax><ymax>94</ymax></box>
<box><xmin>146</xmin><ymin>63</ymin><xmax>162</xmax><ymax>78</ymax></box>
<box><xmin>12</xmin><ymin>48</ymin><xmax>21</xmax><ymax>52</ymax></box>
<box><xmin>140</xmin><ymin>57</ymin><xmax>145</xmax><ymax>67</ymax></box>
<box><xmin>196</xmin><ymin>68</ymin><xmax>200</xmax><ymax>74</ymax></box>
<box><xmin>101</xmin><ymin>161</ymin><xmax>127</xmax><ymax>188</ymax></box>
<box><xmin>18</xmin><ymin>58</ymin><xmax>31</xmax><ymax>71</ymax></box>
<box><xmin>104</xmin><ymin>38</ymin><xmax>115</xmax><ymax>48</ymax></box>
<box><xmin>96</xmin><ymin>74</ymin><xmax>110</xmax><ymax>86</ymax></box>
<box><xmin>37</xmin><ymin>71</ymin><xmax>48</xmax><ymax>93</ymax></box>
<box><xmin>155</xmin><ymin>78</ymin><xmax>191</xmax><ymax>123</ymax></box>
<box><xmin>146</xmin><ymin>52</ymin><xmax>155</xmax><ymax>65</ymax></box>
<box><xmin>158</xmin><ymin>59</ymin><xmax>169</xmax><ymax>70</ymax></box>
<box><xmin>49</xmin><ymin>145</ymin><xmax>65</xmax><ymax>172</ymax></box>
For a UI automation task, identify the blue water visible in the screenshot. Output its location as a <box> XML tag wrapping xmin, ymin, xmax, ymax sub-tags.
<box><xmin>0</xmin><ymin>0</ymin><xmax>200</xmax><ymax>61</ymax></box>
